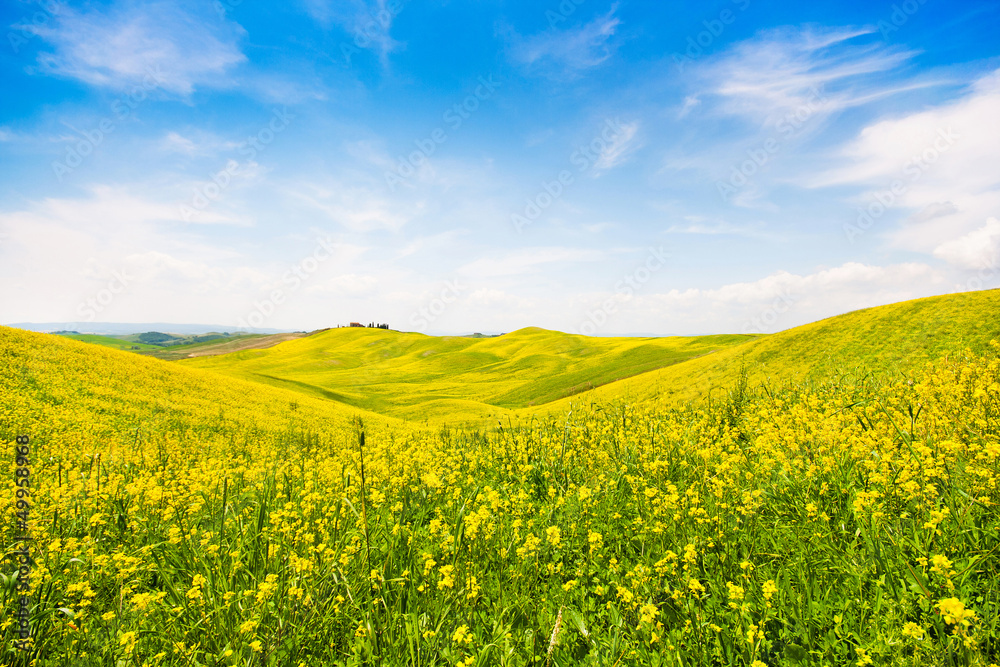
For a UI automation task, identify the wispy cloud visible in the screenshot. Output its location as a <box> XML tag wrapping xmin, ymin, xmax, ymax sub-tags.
<box><xmin>593</xmin><ymin>121</ymin><xmax>641</xmax><ymax>173</ymax></box>
<box><xmin>665</xmin><ymin>219</ymin><xmax>778</xmax><ymax>240</ymax></box>
<box><xmin>303</xmin><ymin>0</ymin><xmax>402</xmax><ymax>65</ymax></box>
<box><xmin>701</xmin><ymin>26</ymin><xmax>921</xmax><ymax>126</ymax></box>
<box><xmin>160</xmin><ymin>131</ymin><xmax>240</xmax><ymax>157</ymax></box>
<box><xmin>632</xmin><ymin>261</ymin><xmax>947</xmax><ymax>333</ymax></box>
<box><xmin>809</xmin><ymin>68</ymin><xmax>1000</xmax><ymax>256</ymax></box>
<box><xmin>505</xmin><ymin>5</ymin><xmax>621</xmax><ymax>75</ymax></box>
<box><xmin>285</xmin><ymin>181</ymin><xmax>412</xmax><ymax>233</ymax></box>
<box><xmin>457</xmin><ymin>247</ymin><xmax>605</xmax><ymax>278</ymax></box>
<box><xmin>28</xmin><ymin>1</ymin><xmax>246</xmax><ymax>96</ymax></box>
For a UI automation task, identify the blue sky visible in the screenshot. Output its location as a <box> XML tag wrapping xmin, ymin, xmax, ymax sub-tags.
<box><xmin>1</xmin><ymin>0</ymin><xmax>998</xmax><ymax>335</ymax></box>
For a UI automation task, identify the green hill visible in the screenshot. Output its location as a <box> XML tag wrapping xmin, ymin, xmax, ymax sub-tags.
<box><xmin>31</xmin><ymin>290</ymin><xmax>1000</xmax><ymax>426</ymax></box>
<box><xmin>179</xmin><ymin>289</ymin><xmax>1000</xmax><ymax>423</ymax></box>
<box><xmin>55</xmin><ymin>332</ymin><xmax>161</xmax><ymax>352</ymax></box>
<box><xmin>0</xmin><ymin>325</ymin><xmax>395</xmax><ymax>447</ymax></box>
<box><xmin>535</xmin><ymin>288</ymin><xmax>1000</xmax><ymax>413</ymax></box>
<box><xmin>180</xmin><ymin>327</ymin><xmax>753</xmax><ymax>422</ymax></box>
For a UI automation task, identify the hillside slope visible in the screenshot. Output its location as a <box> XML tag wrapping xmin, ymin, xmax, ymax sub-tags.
<box><xmin>181</xmin><ymin>328</ymin><xmax>753</xmax><ymax>421</ymax></box>
<box><xmin>534</xmin><ymin>289</ymin><xmax>1000</xmax><ymax>414</ymax></box>
<box><xmin>144</xmin><ymin>331</ymin><xmax>309</xmax><ymax>360</ymax></box>
<box><xmin>0</xmin><ymin>326</ymin><xmax>396</xmax><ymax>450</ymax></box>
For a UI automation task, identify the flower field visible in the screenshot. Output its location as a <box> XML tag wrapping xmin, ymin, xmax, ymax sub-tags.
<box><xmin>2</xmin><ymin>307</ymin><xmax>1000</xmax><ymax>665</ymax></box>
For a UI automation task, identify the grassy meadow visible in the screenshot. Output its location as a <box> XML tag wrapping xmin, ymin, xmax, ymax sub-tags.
<box><xmin>180</xmin><ymin>327</ymin><xmax>753</xmax><ymax>423</ymax></box>
<box><xmin>2</xmin><ymin>291</ymin><xmax>1000</xmax><ymax>666</ymax></box>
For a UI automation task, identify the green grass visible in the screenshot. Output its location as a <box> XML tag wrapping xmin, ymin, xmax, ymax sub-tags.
<box><xmin>536</xmin><ymin>289</ymin><xmax>1000</xmax><ymax>414</ymax></box>
<box><xmin>4</xmin><ymin>291</ymin><xmax>1000</xmax><ymax>665</ymax></box>
<box><xmin>180</xmin><ymin>328</ymin><xmax>754</xmax><ymax>422</ymax></box>
<box><xmin>4</xmin><ymin>322</ymin><xmax>999</xmax><ymax>665</ymax></box>
<box><xmin>178</xmin><ymin>290</ymin><xmax>1000</xmax><ymax>424</ymax></box>
<box><xmin>55</xmin><ymin>333</ymin><xmax>161</xmax><ymax>352</ymax></box>
<box><xmin>141</xmin><ymin>333</ymin><xmax>278</xmax><ymax>360</ymax></box>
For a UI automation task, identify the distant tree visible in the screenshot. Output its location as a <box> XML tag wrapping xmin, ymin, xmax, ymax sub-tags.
<box><xmin>138</xmin><ymin>332</ymin><xmax>179</xmax><ymax>345</ymax></box>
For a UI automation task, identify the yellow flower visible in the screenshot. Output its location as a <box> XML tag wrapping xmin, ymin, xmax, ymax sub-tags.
<box><xmin>438</xmin><ymin>564</ymin><xmax>455</xmax><ymax>589</ymax></box>
<box><xmin>930</xmin><ymin>554</ymin><xmax>953</xmax><ymax>576</ymax></box>
<box><xmin>249</xmin><ymin>640</ymin><xmax>263</xmax><ymax>652</ymax></box>
<box><xmin>639</xmin><ymin>603</ymin><xmax>658</xmax><ymax>625</ymax></box>
<box><xmin>762</xmin><ymin>579</ymin><xmax>778</xmax><ymax>601</ymax></box>
<box><xmin>901</xmin><ymin>622</ymin><xmax>924</xmax><ymax>640</ymax></box>
<box><xmin>545</xmin><ymin>526</ymin><xmax>561</xmax><ymax>547</ymax></box>
<box><xmin>452</xmin><ymin>624</ymin><xmax>472</xmax><ymax>645</ymax></box>
<box><xmin>937</xmin><ymin>598</ymin><xmax>977</xmax><ymax>629</ymax></box>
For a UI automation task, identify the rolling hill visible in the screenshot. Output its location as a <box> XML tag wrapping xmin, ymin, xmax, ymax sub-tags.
<box><xmin>6</xmin><ymin>290</ymin><xmax>998</xmax><ymax>430</ymax></box>
<box><xmin>0</xmin><ymin>325</ymin><xmax>396</xmax><ymax>450</ymax></box>
<box><xmin>3</xmin><ymin>293</ymin><xmax>999</xmax><ymax>664</ymax></box>
<box><xmin>179</xmin><ymin>289</ymin><xmax>1000</xmax><ymax>423</ymax></box>
<box><xmin>535</xmin><ymin>288</ymin><xmax>1000</xmax><ymax>414</ymax></box>
<box><xmin>179</xmin><ymin>327</ymin><xmax>754</xmax><ymax>422</ymax></box>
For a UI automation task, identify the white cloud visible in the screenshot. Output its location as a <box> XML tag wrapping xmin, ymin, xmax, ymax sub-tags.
<box><xmin>506</xmin><ymin>5</ymin><xmax>621</xmax><ymax>75</ymax></box>
<box><xmin>303</xmin><ymin>0</ymin><xmax>402</xmax><ymax>65</ymax></box>
<box><xmin>0</xmin><ymin>186</ymin><xmax>268</xmax><ymax>323</ymax></box>
<box><xmin>665</xmin><ymin>219</ymin><xmax>776</xmax><ymax>240</ymax></box>
<box><xmin>704</xmin><ymin>26</ymin><xmax>919</xmax><ymax>126</ymax></box>
<box><xmin>286</xmin><ymin>181</ymin><xmax>412</xmax><ymax>232</ymax></box>
<box><xmin>29</xmin><ymin>1</ymin><xmax>246</xmax><ymax>96</ymax></box>
<box><xmin>594</xmin><ymin>261</ymin><xmax>951</xmax><ymax>334</ymax></box>
<box><xmin>466</xmin><ymin>288</ymin><xmax>535</xmax><ymax>310</ymax></box>
<box><xmin>677</xmin><ymin>96</ymin><xmax>700</xmax><ymax>118</ymax></box>
<box><xmin>457</xmin><ymin>247</ymin><xmax>605</xmax><ymax>278</ymax></box>
<box><xmin>593</xmin><ymin>121</ymin><xmax>641</xmax><ymax>173</ymax></box>
<box><xmin>160</xmin><ymin>131</ymin><xmax>240</xmax><ymax>156</ymax></box>
<box><xmin>933</xmin><ymin>218</ymin><xmax>1000</xmax><ymax>270</ymax></box>
<box><xmin>306</xmin><ymin>273</ymin><xmax>380</xmax><ymax>298</ymax></box>
<box><xmin>810</xmin><ymin>68</ymin><xmax>1000</xmax><ymax>253</ymax></box>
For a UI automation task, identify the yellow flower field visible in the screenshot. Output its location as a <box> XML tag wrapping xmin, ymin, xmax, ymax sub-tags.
<box><xmin>2</xmin><ymin>322</ymin><xmax>1000</xmax><ymax>666</ymax></box>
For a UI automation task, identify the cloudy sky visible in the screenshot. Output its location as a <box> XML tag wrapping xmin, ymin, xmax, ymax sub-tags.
<box><xmin>1</xmin><ymin>0</ymin><xmax>998</xmax><ymax>335</ymax></box>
